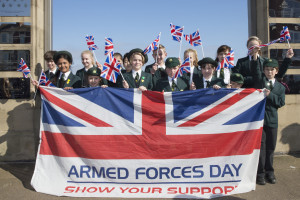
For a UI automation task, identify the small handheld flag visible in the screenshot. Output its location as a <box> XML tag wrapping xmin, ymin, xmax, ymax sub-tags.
<box><xmin>100</xmin><ymin>55</ymin><xmax>122</xmax><ymax>83</ymax></box>
<box><xmin>17</xmin><ymin>58</ymin><xmax>31</xmax><ymax>78</ymax></box>
<box><xmin>247</xmin><ymin>38</ymin><xmax>281</xmax><ymax>55</ymax></box>
<box><xmin>39</xmin><ymin>70</ymin><xmax>56</xmax><ymax>87</ymax></box>
<box><xmin>85</xmin><ymin>35</ymin><xmax>98</xmax><ymax>51</ymax></box>
<box><xmin>280</xmin><ymin>26</ymin><xmax>291</xmax><ymax>42</ymax></box>
<box><xmin>143</xmin><ymin>33</ymin><xmax>161</xmax><ymax>55</ymax></box>
<box><xmin>217</xmin><ymin>50</ymin><xmax>235</xmax><ymax>71</ymax></box>
<box><xmin>170</xmin><ymin>23</ymin><xmax>184</xmax><ymax>42</ymax></box>
<box><xmin>184</xmin><ymin>30</ymin><xmax>202</xmax><ymax>46</ymax></box>
<box><xmin>105</xmin><ymin>38</ymin><xmax>114</xmax><ymax>57</ymax></box>
<box><xmin>173</xmin><ymin>57</ymin><xmax>191</xmax><ymax>79</ymax></box>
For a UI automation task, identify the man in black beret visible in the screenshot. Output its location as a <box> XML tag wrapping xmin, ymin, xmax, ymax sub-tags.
<box><xmin>117</xmin><ymin>48</ymin><xmax>152</xmax><ymax>91</ymax></box>
<box><xmin>191</xmin><ymin>57</ymin><xmax>224</xmax><ymax>89</ymax></box>
<box><xmin>154</xmin><ymin>57</ymin><xmax>189</xmax><ymax>92</ymax></box>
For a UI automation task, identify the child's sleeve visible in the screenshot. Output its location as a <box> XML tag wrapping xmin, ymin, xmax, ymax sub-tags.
<box><xmin>266</xmin><ymin>87</ymin><xmax>285</xmax><ymax>109</ymax></box>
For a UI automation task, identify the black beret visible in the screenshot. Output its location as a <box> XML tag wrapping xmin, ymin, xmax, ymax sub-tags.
<box><xmin>263</xmin><ymin>58</ymin><xmax>279</xmax><ymax>68</ymax></box>
<box><xmin>87</xmin><ymin>67</ymin><xmax>101</xmax><ymax>76</ymax></box>
<box><xmin>165</xmin><ymin>57</ymin><xmax>180</xmax><ymax>68</ymax></box>
<box><xmin>198</xmin><ymin>57</ymin><xmax>218</xmax><ymax>68</ymax></box>
<box><xmin>128</xmin><ymin>48</ymin><xmax>148</xmax><ymax>64</ymax></box>
<box><xmin>230</xmin><ymin>73</ymin><xmax>244</xmax><ymax>84</ymax></box>
<box><xmin>53</xmin><ymin>50</ymin><xmax>73</xmax><ymax>64</ymax></box>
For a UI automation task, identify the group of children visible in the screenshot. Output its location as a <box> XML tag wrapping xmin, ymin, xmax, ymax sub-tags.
<box><xmin>33</xmin><ymin>35</ymin><xmax>295</xmax><ymax>186</ymax></box>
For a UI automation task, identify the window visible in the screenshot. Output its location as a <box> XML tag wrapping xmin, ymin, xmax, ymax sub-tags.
<box><xmin>269</xmin><ymin>0</ymin><xmax>300</xmax><ymax>18</ymax></box>
<box><xmin>269</xmin><ymin>23</ymin><xmax>300</xmax><ymax>43</ymax></box>
<box><xmin>0</xmin><ymin>78</ymin><xmax>30</xmax><ymax>99</ymax></box>
<box><xmin>270</xmin><ymin>49</ymin><xmax>300</xmax><ymax>69</ymax></box>
<box><xmin>0</xmin><ymin>50</ymin><xmax>30</xmax><ymax>71</ymax></box>
<box><xmin>0</xmin><ymin>22</ymin><xmax>31</xmax><ymax>44</ymax></box>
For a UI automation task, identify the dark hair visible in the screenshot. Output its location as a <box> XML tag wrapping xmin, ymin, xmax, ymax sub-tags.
<box><xmin>44</xmin><ymin>51</ymin><xmax>56</xmax><ymax>61</ymax></box>
<box><xmin>113</xmin><ymin>52</ymin><xmax>123</xmax><ymax>59</ymax></box>
<box><xmin>123</xmin><ymin>53</ymin><xmax>130</xmax><ymax>62</ymax></box>
<box><xmin>53</xmin><ymin>51</ymin><xmax>73</xmax><ymax>64</ymax></box>
<box><xmin>215</xmin><ymin>45</ymin><xmax>231</xmax><ymax>62</ymax></box>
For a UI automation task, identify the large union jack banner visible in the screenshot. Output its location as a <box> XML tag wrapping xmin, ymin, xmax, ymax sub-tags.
<box><xmin>31</xmin><ymin>87</ymin><xmax>266</xmax><ymax>198</ymax></box>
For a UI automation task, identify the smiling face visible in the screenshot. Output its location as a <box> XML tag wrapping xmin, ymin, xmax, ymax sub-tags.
<box><xmin>57</xmin><ymin>58</ymin><xmax>71</xmax><ymax>73</ymax></box>
<box><xmin>88</xmin><ymin>75</ymin><xmax>101</xmax><ymax>87</ymax></box>
<box><xmin>46</xmin><ymin>59</ymin><xmax>56</xmax><ymax>70</ymax></box>
<box><xmin>81</xmin><ymin>53</ymin><xmax>94</xmax><ymax>69</ymax></box>
<box><xmin>130</xmin><ymin>53</ymin><xmax>144</xmax><ymax>71</ymax></box>
<box><xmin>153</xmin><ymin>49</ymin><xmax>167</xmax><ymax>65</ymax></box>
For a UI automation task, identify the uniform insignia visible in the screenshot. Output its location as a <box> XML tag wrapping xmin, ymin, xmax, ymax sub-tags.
<box><xmin>141</xmin><ymin>80</ymin><xmax>144</xmax><ymax>83</ymax></box>
<box><xmin>67</xmin><ymin>79</ymin><xmax>70</xmax><ymax>84</ymax></box>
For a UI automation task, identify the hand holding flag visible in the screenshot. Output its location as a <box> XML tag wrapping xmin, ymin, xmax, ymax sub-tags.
<box><xmin>173</xmin><ymin>57</ymin><xmax>191</xmax><ymax>79</ymax></box>
<box><xmin>39</xmin><ymin>70</ymin><xmax>56</xmax><ymax>87</ymax></box>
<box><xmin>100</xmin><ymin>54</ymin><xmax>122</xmax><ymax>83</ymax></box>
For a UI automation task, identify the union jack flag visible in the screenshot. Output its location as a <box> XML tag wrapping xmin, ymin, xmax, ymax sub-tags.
<box><xmin>173</xmin><ymin>57</ymin><xmax>191</xmax><ymax>79</ymax></box>
<box><xmin>85</xmin><ymin>35</ymin><xmax>98</xmax><ymax>51</ymax></box>
<box><xmin>32</xmin><ymin>86</ymin><xmax>266</xmax><ymax>198</ymax></box>
<box><xmin>170</xmin><ymin>23</ymin><xmax>184</xmax><ymax>42</ymax></box>
<box><xmin>143</xmin><ymin>33</ymin><xmax>161</xmax><ymax>54</ymax></box>
<box><xmin>217</xmin><ymin>50</ymin><xmax>235</xmax><ymax>70</ymax></box>
<box><xmin>105</xmin><ymin>38</ymin><xmax>114</xmax><ymax>58</ymax></box>
<box><xmin>280</xmin><ymin>26</ymin><xmax>291</xmax><ymax>42</ymax></box>
<box><xmin>39</xmin><ymin>70</ymin><xmax>56</xmax><ymax>87</ymax></box>
<box><xmin>247</xmin><ymin>38</ymin><xmax>280</xmax><ymax>55</ymax></box>
<box><xmin>17</xmin><ymin>58</ymin><xmax>31</xmax><ymax>78</ymax></box>
<box><xmin>100</xmin><ymin>55</ymin><xmax>121</xmax><ymax>83</ymax></box>
<box><xmin>184</xmin><ymin>29</ymin><xmax>202</xmax><ymax>46</ymax></box>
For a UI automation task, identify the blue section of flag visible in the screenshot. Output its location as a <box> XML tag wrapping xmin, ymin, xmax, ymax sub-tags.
<box><xmin>42</xmin><ymin>100</ymin><xmax>84</xmax><ymax>126</ymax></box>
<box><xmin>172</xmin><ymin>89</ymin><xmax>233</xmax><ymax>123</ymax></box>
<box><xmin>69</xmin><ymin>87</ymin><xmax>135</xmax><ymax>123</ymax></box>
<box><xmin>224</xmin><ymin>99</ymin><xmax>266</xmax><ymax>125</ymax></box>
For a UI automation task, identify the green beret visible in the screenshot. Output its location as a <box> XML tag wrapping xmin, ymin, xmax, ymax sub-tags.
<box><xmin>230</xmin><ymin>73</ymin><xmax>244</xmax><ymax>84</ymax></box>
<box><xmin>87</xmin><ymin>67</ymin><xmax>101</xmax><ymax>76</ymax></box>
<box><xmin>53</xmin><ymin>50</ymin><xmax>73</xmax><ymax>64</ymax></box>
<box><xmin>128</xmin><ymin>48</ymin><xmax>148</xmax><ymax>64</ymax></box>
<box><xmin>198</xmin><ymin>57</ymin><xmax>218</xmax><ymax>68</ymax></box>
<box><xmin>165</xmin><ymin>57</ymin><xmax>180</xmax><ymax>68</ymax></box>
<box><xmin>263</xmin><ymin>58</ymin><xmax>279</xmax><ymax>68</ymax></box>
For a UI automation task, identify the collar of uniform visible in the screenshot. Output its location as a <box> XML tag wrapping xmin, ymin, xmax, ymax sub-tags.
<box><xmin>59</xmin><ymin>71</ymin><xmax>71</xmax><ymax>80</ymax></box>
<box><xmin>132</xmin><ymin>69</ymin><xmax>142</xmax><ymax>78</ymax></box>
<box><xmin>268</xmin><ymin>78</ymin><xmax>276</xmax><ymax>86</ymax></box>
<box><xmin>203</xmin><ymin>76</ymin><xmax>212</xmax><ymax>82</ymax></box>
<box><xmin>249</xmin><ymin>54</ymin><xmax>260</xmax><ymax>61</ymax></box>
<box><xmin>168</xmin><ymin>76</ymin><xmax>177</xmax><ymax>85</ymax></box>
<box><xmin>49</xmin><ymin>67</ymin><xmax>58</xmax><ymax>74</ymax></box>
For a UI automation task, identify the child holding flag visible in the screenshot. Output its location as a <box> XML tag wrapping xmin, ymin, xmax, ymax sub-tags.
<box><xmin>44</xmin><ymin>51</ymin><xmax>59</xmax><ymax>85</ymax></box>
<box><xmin>233</xmin><ymin>36</ymin><xmax>294</xmax><ymax>88</ymax></box>
<box><xmin>117</xmin><ymin>48</ymin><xmax>153</xmax><ymax>91</ymax></box>
<box><xmin>183</xmin><ymin>49</ymin><xmax>200</xmax><ymax>84</ymax></box>
<box><xmin>154</xmin><ymin>57</ymin><xmax>189</xmax><ymax>92</ymax></box>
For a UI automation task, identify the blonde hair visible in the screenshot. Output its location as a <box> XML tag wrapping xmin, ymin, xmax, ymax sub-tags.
<box><xmin>81</xmin><ymin>50</ymin><xmax>95</xmax><ymax>66</ymax></box>
<box><xmin>153</xmin><ymin>44</ymin><xmax>166</xmax><ymax>54</ymax></box>
<box><xmin>184</xmin><ymin>49</ymin><xmax>199</xmax><ymax>67</ymax></box>
<box><xmin>130</xmin><ymin>52</ymin><xmax>145</xmax><ymax>64</ymax></box>
<box><xmin>246</xmin><ymin>36</ymin><xmax>262</xmax><ymax>47</ymax></box>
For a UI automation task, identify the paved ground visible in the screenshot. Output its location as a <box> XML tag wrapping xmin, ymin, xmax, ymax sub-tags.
<box><xmin>0</xmin><ymin>154</ymin><xmax>299</xmax><ymax>200</ymax></box>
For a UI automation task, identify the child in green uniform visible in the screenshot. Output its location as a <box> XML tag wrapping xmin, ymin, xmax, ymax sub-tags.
<box><xmin>253</xmin><ymin>59</ymin><xmax>285</xmax><ymax>185</ymax></box>
<box><xmin>154</xmin><ymin>57</ymin><xmax>189</xmax><ymax>92</ymax></box>
<box><xmin>54</xmin><ymin>51</ymin><xmax>81</xmax><ymax>90</ymax></box>
<box><xmin>117</xmin><ymin>48</ymin><xmax>152</xmax><ymax>91</ymax></box>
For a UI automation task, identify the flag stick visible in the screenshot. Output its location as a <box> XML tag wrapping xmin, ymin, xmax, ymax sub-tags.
<box><xmin>33</xmin><ymin>71</ymin><xmax>42</xmax><ymax>100</ymax></box>
<box><xmin>189</xmin><ymin>52</ymin><xmax>193</xmax><ymax>84</ymax></box>
<box><xmin>93</xmin><ymin>50</ymin><xmax>99</xmax><ymax>63</ymax></box>
<box><xmin>201</xmin><ymin>44</ymin><xmax>205</xmax><ymax>58</ymax></box>
<box><xmin>178</xmin><ymin>26</ymin><xmax>184</xmax><ymax>59</ymax></box>
<box><xmin>287</xmin><ymin>40</ymin><xmax>291</xmax><ymax>49</ymax></box>
<box><xmin>155</xmin><ymin>32</ymin><xmax>161</xmax><ymax>64</ymax></box>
